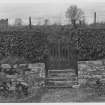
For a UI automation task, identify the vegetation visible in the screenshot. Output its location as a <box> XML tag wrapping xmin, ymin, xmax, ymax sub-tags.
<box><xmin>0</xmin><ymin>30</ymin><xmax>48</xmax><ymax>63</ymax></box>
<box><xmin>0</xmin><ymin>25</ymin><xmax>105</xmax><ymax>62</ymax></box>
<box><xmin>65</xmin><ymin>5</ymin><xmax>84</xmax><ymax>27</ymax></box>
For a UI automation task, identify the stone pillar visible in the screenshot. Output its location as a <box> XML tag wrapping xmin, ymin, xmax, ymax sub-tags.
<box><xmin>29</xmin><ymin>16</ymin><xmax>32</xmax><ymax>29</ymax></box>
<box><xmin>94</xmin><ymin>12</ymin><xmax>96</xmax><ymax>24</ymax></box>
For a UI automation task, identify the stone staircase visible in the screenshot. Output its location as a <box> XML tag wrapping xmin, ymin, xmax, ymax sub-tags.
<box><xmin>46</xmin><ymin>69</ymin><xmax>77</xmax><ymax>88</ymax></box>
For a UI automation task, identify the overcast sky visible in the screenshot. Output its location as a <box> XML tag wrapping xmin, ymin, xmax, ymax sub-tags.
<box><xmin>0</xmin><ymin>0</ymin><xmax>105</xmax><ymax>24</ymax></box>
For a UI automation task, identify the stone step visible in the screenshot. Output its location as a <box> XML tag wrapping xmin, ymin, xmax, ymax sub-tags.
<box><xmin>48</xmin><ymin>73</ymin><xmax>76</xmax><ymax>77</ymax></box>
<box><xmin>47</xmin><ymin>69</ymin><xmax>77</xmax><ymax>88</ymax></box>
<box><xmin>46</xmin><ymin>86</ymin><xmax>72</xmax><ymax>88</ymax></box>
<box><xmin>47</xmin><ymin>81</ymin><xmax>77</xmax><ymax>85</ymax></box>
<box><xmin>47</xmin><ymin>77</ymin><xmax>77</xmax><ymax>81</ymax></box>
<box><xmin>46</xmin><ymin>82</ymin><xmax>76</xmax><ymax>87</ymax></box>
<box><xmin>48</xmin><ymin>70</ymin><xmax>75</xmax><ymax>73</ymax></box>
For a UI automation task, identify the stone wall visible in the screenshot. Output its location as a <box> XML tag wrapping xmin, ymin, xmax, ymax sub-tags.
<box><xmin>1</xmin><ymin>63</ymin><xmax>46</xmax><ymax>88</ymax></box>
<box><xmin>78</xmin><ymin>60</ymin><xmax>105</xmax><ymax>87</ymax></box>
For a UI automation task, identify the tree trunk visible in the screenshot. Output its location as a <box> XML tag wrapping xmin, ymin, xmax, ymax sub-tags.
<box><xmin>72</xmin><ymin>20</ymin><xmax>76</xmax><ymax>28</ymax></box>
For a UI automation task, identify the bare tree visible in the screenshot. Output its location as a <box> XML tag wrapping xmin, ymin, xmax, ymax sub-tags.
<box><xmin>14</xmin><ymin>18</ymin><xmax>23</xmax><ymax>26</ymax></box>
<box><xmin>44</xmin><ymin>19</ymin><xmax>49</xmax><ymax>25</ymax></box>
<box><xmin>65</xmin><ymin>5</ymin><xmax>84</xmax><ymax>27</ymax></box>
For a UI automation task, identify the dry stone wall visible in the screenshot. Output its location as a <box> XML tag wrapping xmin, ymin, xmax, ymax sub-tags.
<box><xmin>1</xmin><ymin>63</ymin><xmax>46</xmax><ymax>88</ymax></box>
<box><xmin>78</xmin><ymin>60</ymin><xmax>105</xmax><ymax>87</ymax></box>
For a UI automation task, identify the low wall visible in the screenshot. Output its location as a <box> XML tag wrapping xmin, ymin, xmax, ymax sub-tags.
<box><xmin>78</xmin><ymin>60</ymin><xmax>105</xmax><ymax>86</ymax></box>
<box><xmin>1</xmin><ymin>63</ymin><xmax>46</xmax><ymax>88</ymax></box>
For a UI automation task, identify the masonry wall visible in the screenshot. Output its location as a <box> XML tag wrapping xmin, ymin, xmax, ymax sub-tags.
<box><xmin>78</xmin><ymin>60</ymin><xmax>105</xmax><ymax>86</ymax></box>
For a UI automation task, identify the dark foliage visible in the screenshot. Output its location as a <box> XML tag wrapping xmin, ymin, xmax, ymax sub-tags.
<box><xmin>0</xmin><ymin>30</ymin><xmax>48</xmax><ymax>63</ymax></box>
<box><xmin>0</xmin><ymin>26</ymin><xmax>105</xmax><ymax>62</ymax></box>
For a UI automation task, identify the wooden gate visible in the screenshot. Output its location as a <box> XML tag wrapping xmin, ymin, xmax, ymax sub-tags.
<box><xmin>46</xmin><ymin>42</ymin><xmax>78</xmax><ymax>88</ymax></box>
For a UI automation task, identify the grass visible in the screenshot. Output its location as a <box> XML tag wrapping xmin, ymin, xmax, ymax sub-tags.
<box><xmin>40</xmin><ymin>87</ymin><xmax>105</xmax><ymax>102</ymax></box>
<box><xmin>0</xmin><ymin>82</ymin><xmax>105</xmax><ymax>102</ymax></box>
<box><xmin>0</xmin><ymin>87</ymin><xmax>47</xmax><ymax>103</ymax></box>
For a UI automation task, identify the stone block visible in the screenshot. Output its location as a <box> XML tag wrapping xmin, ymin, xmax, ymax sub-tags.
<box><xmin>78</xmin><ymin>79</ymin><xmax>87</xmax><ymax>85</ymax></box>
<box><xmin>88</xmin><ymin>60</ymin><xmax>103</xmax><ymax>66</ymax></box>
<box><xmin>1</xmin><ymin>64</ymin><xmax>11</xmax><ymax>68</ymax></box>
<box><xmin>28</xmin><ymin>63</ymin><xmax>45</xmax><ymax>69</ymax></box>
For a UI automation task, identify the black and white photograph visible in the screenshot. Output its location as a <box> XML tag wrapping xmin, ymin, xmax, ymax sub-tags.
<box><xmin>0</xmin><ymin>0</ymin><xmax>105</xmax><ymax>103</ymax></box>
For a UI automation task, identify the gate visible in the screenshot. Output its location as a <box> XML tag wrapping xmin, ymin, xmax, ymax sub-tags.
<box><xmin>45</xmin><ymin>43</ymin><xmax>78</xmax><ymax>88</ymax></box>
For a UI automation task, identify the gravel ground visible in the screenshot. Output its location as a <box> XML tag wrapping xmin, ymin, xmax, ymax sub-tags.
<box><xmin>0</xmin><ymin>87</ymin><xmax>47</xmax><ymax>103</ymax></box>
<box><xmin>40</xmin><ymin>87</ymin><xmax>105</xmax><ymax>102</ymax></box>
<box><xmin>1</xmin><ymin>87</ymin><xmax>105</xmax><ymax>102</ymax></box>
